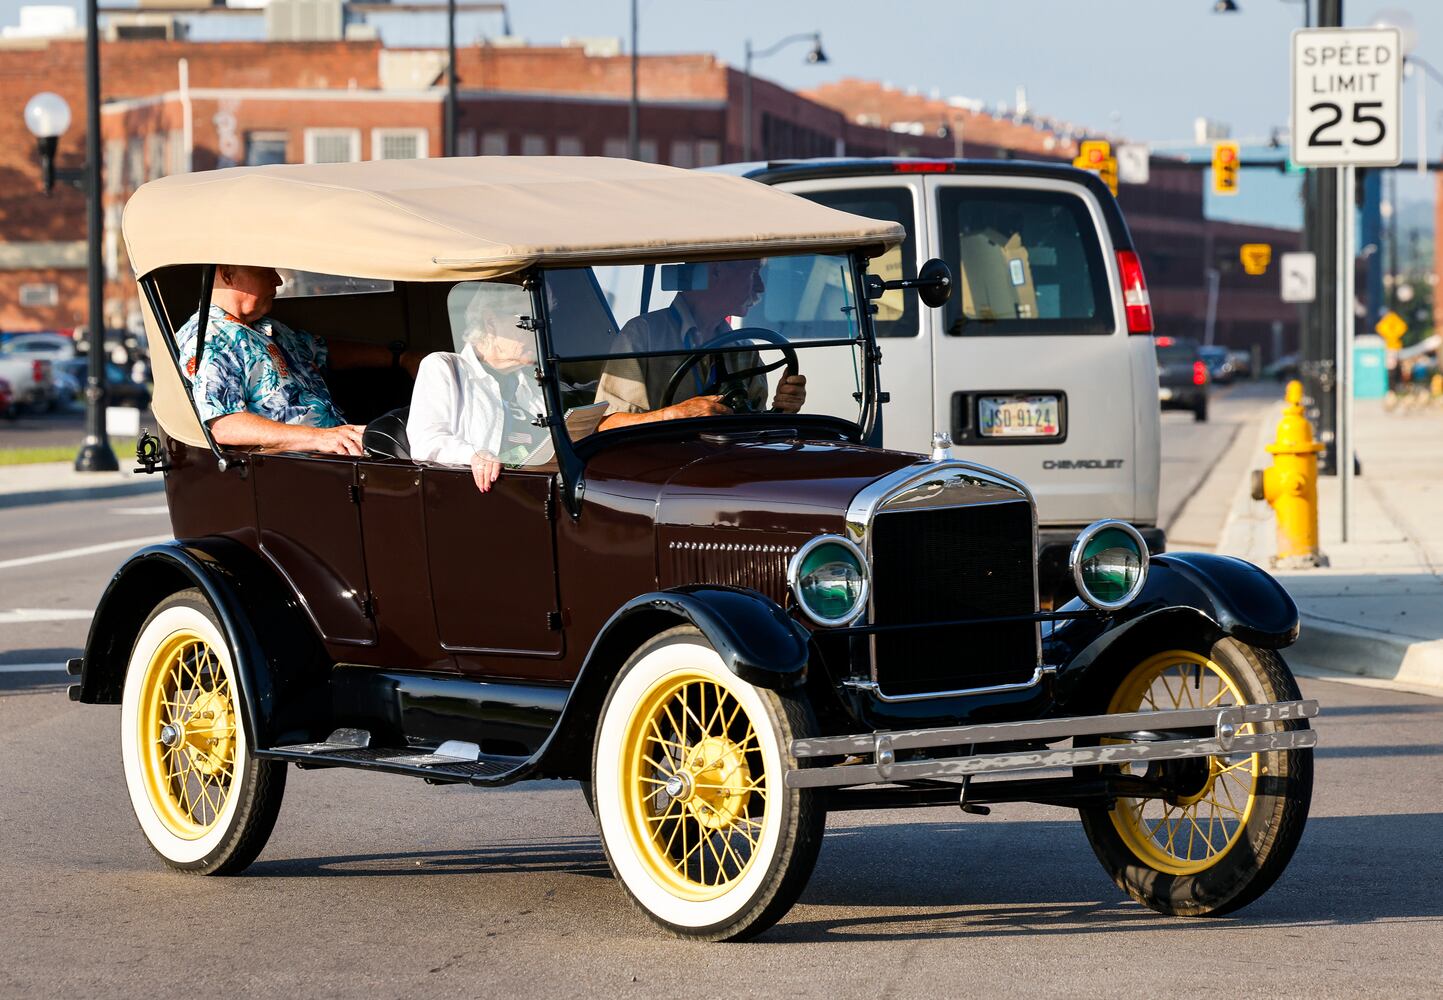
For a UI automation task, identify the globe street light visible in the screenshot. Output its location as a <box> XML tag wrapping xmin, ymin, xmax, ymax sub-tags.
<box><xmin>23</xmin><ymin>91</ymin><xmax>73</xmax><ymax>195</ymax></box>
<box><xmin>742</xmin><ymin>32</ymin><xmax>828</xmax><ymax>162</ymax></box>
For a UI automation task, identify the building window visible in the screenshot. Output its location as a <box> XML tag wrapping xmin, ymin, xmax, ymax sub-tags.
<box><xmin>456</xmin><ymin>130</ymin><xmax>477</xmax><ymax>156</ymax></box>
<box><xmin>696</xmin><ymin>140</ymin><xmax>721</xmax><ymax>167</ymax></box>
<box><xmin>555</xmin><ymin>135</ymin><xmax>584</xmax><ymax>156</ymax></box>
<box><xmin>304</xmin><ymin>128</ymin><xmax>361</xmax><ymax>164</ymax></box>
<box><xmin>168</xmin><ymin>129</ymin><xmax>189</xmax><ymax>174</ymax></box>
<box><xmin>670</xmin><ymin>140</ymin><xmax>695</xmax><ymax>168</ymax></box>
<box><xmin>637</xmin><ymin>138</ymin><xmax>658</xmax><ymax>163</ymax></box>
<box><xmin>245</xmin><ymin>131</ymin><xmax>288</xmax><ymax>166</ymax></box>
<box><xmin>148</xmin><ymin>133</ymin><xmax>167</xmax><ymax>180</ymax></box>
<box><xmin>104</xmin><ymin>139</ymin><xmax>125</xmax><ymax>195</ymax></box>
<box><xmin>126</xmin><ymin>137</ymin><xmax>145</xmax><ymax>191</ymax></box>
<box><xmin>602</xmin><ymin>137</ymin><xmax>629</xmax><ymax>159</ymax></box>
<box><xmin>521</xmin><ymin>134</ymin><xmax>548</xmax><ymax>156</ymax></box>
<box><xmin>372</xmin><ymin>127</ymin><xmax>428</xmax><ymax>160</ymax></box>
<box><xmin>19</xmin><ymin>283</ymin><xmax>58</xmax><ymax>308</ymax></box>
<box><xmin>481</xmin><ymin>131</ymin><xmax>508</xmax><ymax>155</ymax></box>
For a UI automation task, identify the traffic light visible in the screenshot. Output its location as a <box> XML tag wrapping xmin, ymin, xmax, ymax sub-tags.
<box><xmin>1213</xmin><ymin>141</ymin><xmax>1240</xmax><ymax>195</ymax></box>
<box><xmin>1073</xmin><ymin>140</ymin><xmax>1118</xmax><ymax>195</ymax></box>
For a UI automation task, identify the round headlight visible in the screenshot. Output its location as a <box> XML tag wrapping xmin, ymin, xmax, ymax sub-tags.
<box><xmin>788</xmin><ymin>535</ymin><xmax>868</xmax><ymax>626</ymax></box>
<box><xmin>1070</xmin><ymin>520</ymin><xmax>1149</xmax><ymax>610</ymax></box>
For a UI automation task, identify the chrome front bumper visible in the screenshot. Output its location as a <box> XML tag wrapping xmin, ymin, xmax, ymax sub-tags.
<box><xmin>785</xmin><ymin>700</ymin><xmax>1319</xmax><ymax>789</ymax></box>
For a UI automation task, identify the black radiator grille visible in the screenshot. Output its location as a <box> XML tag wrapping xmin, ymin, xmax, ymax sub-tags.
<box><xmin>869</xmin><ymin>501</ymin><xmax>1037</xmax><ymax>695</ymax></box>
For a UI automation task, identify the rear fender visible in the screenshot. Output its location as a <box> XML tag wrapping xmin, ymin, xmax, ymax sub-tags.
<box><xmin>76</xmin><ymin>539</ymin><xmax>330</xmax><ymax>747</ymax></box>
<box><xmin>533</xmin><ymin>586</ymin><xmax>810</xmax><ymax>778</ymax></box>
<box><xmin>1050</xmin><ymin>552</ymin><xmax>1298</xmax><ymax>706</ymax></box>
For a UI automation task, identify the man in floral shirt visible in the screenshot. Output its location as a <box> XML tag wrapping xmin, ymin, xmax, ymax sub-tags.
<box><xmin>176</xmin><ymin>265</ymin><xmax>414</xmax><ymax>455</ymax></box>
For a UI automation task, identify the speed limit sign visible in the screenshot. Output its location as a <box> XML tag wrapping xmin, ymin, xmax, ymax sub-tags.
<box><xmin>1291</xmin><ymin>27</ymin><xmax>1402</xmax><ymax>167</ymax></box>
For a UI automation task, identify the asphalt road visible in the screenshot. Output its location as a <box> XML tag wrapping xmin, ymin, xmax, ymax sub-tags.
<box><xmin>2</xmin><ymin>410</ymin><xmax>1440</xmax><ymax>999</ymax></box>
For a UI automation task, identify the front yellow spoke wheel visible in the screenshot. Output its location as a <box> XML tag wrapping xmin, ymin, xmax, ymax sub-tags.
<box><xmin>136</xmin><ymin>631</ymin><xmax>239</xmax><ymax>840</ymax></box>
<box><xmin>619</xmin><ymin>671</ymin><xmax>768</xmax><ymax>902</ymax></box>
<box><xmin>1107</xmin><ymin>650</ymin><xmax>1259</xmax><ymax>876</ymax></box>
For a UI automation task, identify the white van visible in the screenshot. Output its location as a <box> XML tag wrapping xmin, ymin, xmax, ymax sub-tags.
<box><xmin>715</xmin><ymin>159</ymin><xmax>1163</xmax><ymax>596</ymax></box>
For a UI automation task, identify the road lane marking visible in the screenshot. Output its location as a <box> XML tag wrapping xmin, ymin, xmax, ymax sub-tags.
<box><xmin>0</xmin><ymin>534</ymin><xmax>171</xmax><ymax>571</ymax></box>
<box><xmin>0</xmin><ymin>609</ymin><xmax>93</xmax><ymax>624</ymax></box>
<box><xmin>111</xmin><ymin>505</ymin><xmax>170</xmax><ymax>516</ymax></box>
<box><xmin>0</xmin><ymin>662</ymin><xmax>68</xmax><ymax>674</ymax></box>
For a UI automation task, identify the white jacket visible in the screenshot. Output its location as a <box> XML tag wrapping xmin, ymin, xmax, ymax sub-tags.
<box><xmin>407</xmin><ymin>349</ymin><xmax>546</xmax><ymax>466</ymax></box>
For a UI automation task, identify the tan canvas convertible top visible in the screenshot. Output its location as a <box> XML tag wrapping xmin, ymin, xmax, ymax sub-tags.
<box><xmin>122</xmin><ymin>156</ymin><xmax>903</xmax><ymax>280</ymax></box>
<box><xmin>130</xmin><ymin>156</ymin><xmax>904</xmax><ymax>448</ymax></box>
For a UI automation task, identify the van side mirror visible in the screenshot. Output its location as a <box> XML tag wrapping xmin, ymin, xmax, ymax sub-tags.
<box><xmin>864</xmin><ymin>257</ymin><xmax>953</xmax><ymax>308</ymax></box>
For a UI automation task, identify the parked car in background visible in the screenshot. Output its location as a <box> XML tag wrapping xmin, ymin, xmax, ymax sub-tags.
<box><xmin>1198</xmin><ymin>344</ymin><xmax>1235</xmax><ymax>384</ymax></box>
<box><xmin>0</xmin><ymin>352</ymin><xmax>56</xmax><ymax>413</ymax></box>
<box><xmin>715</xmin><ymin>158</ymin><xmax>1164</xmax><ymax>600</ymax></box>
<box><xmin>1155</xmin><ymin>335</ymin><xmax>1209</xmax><ymax>421</ymax></box>
<box><xmin>1264</xmin><ymin>352</ymin><xmax>1300</xmax><ymax>382</ymax></box>
<box><xmin>1</xmin><ymin>331</ymin><xmax>77</xmax><ymax>361</ymax></box>
<box><xmin>0</xmin><ymin>377</ymin><xmax>13</xmax><ymax>419</ymax></box>
<box><xmin>55</xmin><ymin>358</ymin><xmax>151</xmax><ymax>410</ymax></box>
<box><xmin>1227</xmin><ymin>348</ymin><xmax>1254</xmax><ymax>379</ymax></box>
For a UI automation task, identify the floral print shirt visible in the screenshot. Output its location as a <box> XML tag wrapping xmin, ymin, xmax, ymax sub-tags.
<box><xmin>175</xmin><ymin>305</ymin><xmax>345</xmax><ymax>428</ymax></box>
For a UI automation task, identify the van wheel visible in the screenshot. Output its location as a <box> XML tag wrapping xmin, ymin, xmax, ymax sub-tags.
<box><xmin>1078</xmin><ymin>641</ymin><xmax>1312</xmax><ymax>916</ymax></box>
<box><xmin>592</xmin><ymin>625</ymin><xmax>824</xmax><ymax>941</ymax></box>
<box><xmin>121</xmin><ymin>589</ymin><xmax>285</xmax><ymax>874</ymax></box>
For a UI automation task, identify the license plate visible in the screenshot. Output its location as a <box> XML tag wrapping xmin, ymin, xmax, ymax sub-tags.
<box><xmin>978</xmin><ymin>394</ymin><xmax>1061</xmax><ymax>438</ymax></box>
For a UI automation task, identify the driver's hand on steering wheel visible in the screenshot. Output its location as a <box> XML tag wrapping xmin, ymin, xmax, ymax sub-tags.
<box><xmin>667</xmin><ymin>394</ymin><xmax>733</xmax><ymax>420</ymax></box>
<box><xmin>771</xmin><ymin>374</ymin><xmax>807</xmax><ymax>413</ymax></box>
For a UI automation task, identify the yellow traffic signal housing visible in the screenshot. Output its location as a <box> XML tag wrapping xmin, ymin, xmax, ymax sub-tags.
<box><xmin>1213</xmin><ymin>141</ymin><xmax>1240</xmax><ymax>195</ymax></box>
<box><xmin>1240</xmin><ymin>243</ymin><xmax>1272</xmax><ymax>275</ymax></box>
<box><xmin>1073</xmin><ymin>140</ymin><xmax>1118</xmax><ymax>195</ymax></box>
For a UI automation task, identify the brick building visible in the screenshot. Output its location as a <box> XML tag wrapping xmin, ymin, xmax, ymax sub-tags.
<box><xmin>1</xmin><ymin>30</ymin><xmax>1300</xmax><ymax>359</ymax></box>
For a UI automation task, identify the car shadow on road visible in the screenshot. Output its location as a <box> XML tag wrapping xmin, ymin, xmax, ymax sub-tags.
<box><xmin>246</xmin><ymin>836</ymin><xmax>612</xmax><ymax>880</ymax></box>
<box><xmin>0</xmin><ymin>647</ymin><xmax>77</xmax><ymax>693</ymax></box>
<box><xmin>769</xmin><ymin>812</ymin><xmax>1443</xmax><ymax>942</ymax></box>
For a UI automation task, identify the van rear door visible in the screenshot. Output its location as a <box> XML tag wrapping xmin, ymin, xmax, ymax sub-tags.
<box><xmin>923</xmin><ymin>175</ymin><xmax>1138</xmax><ymax>526</ymax></box>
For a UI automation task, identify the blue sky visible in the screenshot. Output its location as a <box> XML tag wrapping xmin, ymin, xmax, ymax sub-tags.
<box><xmin>9</xmin><ymin>0</ymin><xmax>1441</xmax><ymax>222</ymax></box>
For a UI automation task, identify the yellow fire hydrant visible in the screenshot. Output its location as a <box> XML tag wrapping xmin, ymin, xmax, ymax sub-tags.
<box><xmin>1250</xmin><ymin>379</ymin><xmax>1325</xmax><ymax>567</ymax></box>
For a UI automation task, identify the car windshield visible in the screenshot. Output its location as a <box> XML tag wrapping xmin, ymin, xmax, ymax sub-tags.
<box><xmin>542</xmin><ymin>252</ymin><xmax>870</xmax><ymax>431</ymax></box>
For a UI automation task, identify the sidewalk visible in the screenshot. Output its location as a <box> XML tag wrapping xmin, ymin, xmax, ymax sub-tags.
<box><xmin>1218</xmin><ymin>397</ymin><xmax>1443</xmax><ymax>696</ymax></box>
<box><xmin>0</xmin><ymin>460</ymin><xmax>163</xmax><ymax>508</ymax></box>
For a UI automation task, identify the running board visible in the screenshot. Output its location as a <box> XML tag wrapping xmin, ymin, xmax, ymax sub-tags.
<box><xmin>262</xmin><ymin>730</ymin><xmax>530</xmax><ymax>785</ymax></box>
<box><xmin>785</xmin><ymin>700</ymin><xmax>1319</xmax><ymax>789</ymax></box>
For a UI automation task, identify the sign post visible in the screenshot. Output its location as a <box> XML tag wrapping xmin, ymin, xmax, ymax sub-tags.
<box><xmin>1291</xmin><ymin>26</ymin><xmax>1402</xmax><ymax>543</ymax></box>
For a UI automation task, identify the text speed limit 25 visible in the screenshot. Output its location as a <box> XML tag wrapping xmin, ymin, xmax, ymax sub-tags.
<box><xmin>1291</xmin><ymin>27</ymin><xmax>1402</xmax><ymax>168</ymax></box>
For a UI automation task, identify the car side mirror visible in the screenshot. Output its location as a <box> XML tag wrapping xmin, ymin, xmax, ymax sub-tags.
<box><xmin>864</xmin><ymin>257</ymin><xmax>953</xmax><ymax>308</ymax></box>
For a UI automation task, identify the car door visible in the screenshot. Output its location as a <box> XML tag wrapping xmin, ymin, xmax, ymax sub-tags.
<box><xmin>252</xmin><ymin>452</ymin><xmax>376</xmax><ymax>646</ymax></box>
<box><xmin>779</xmin><ymin>176</ymin><xmax>935</xmax><ymax>450</ymax></box>
<box><xmin>923</xmin><ymin>174</ymin><xmax>1138</xmax><ymax>526</ymax></box>
<box><xmin>422</xmin><ymin>465</ymin><xmax>565</xmax><ymax>676</ymax></box>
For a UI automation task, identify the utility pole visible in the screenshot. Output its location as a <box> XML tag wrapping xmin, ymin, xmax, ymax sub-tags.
<box><xmin>628</xmin><ymin>0</ymin><xmax>638</xmax><ymax>159</ymax></box>
<box><xmin>445</xmin><ymin>0</ymin><xmax>457</xmax><ymax>157</ymax></box>
<box><xmin>1305</xmin><ymin>0</ymin><xmax>1343</xmax><ymax>476</ymax></box>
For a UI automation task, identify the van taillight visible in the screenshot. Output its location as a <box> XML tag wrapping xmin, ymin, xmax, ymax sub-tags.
<box><xmin>33</xmin><ymin>359</ymin><xmax>48</xmax><ymax>382</ymax></box>
<box><xmin>1193</xmin><ymin>361</ymin><xmax>1207</xmax><ymax>386</ymax></box>
<box><xmin>1117</xmin><ymin>250</ymin><xmax>1153</xmax><ymax>334</ymax></box>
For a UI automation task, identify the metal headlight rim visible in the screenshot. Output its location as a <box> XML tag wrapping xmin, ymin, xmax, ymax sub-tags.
<box><xmin>1069</xmin><ymin>519</ymin><xmax>1149</xmax><ymax>611</ymax></box>
<box><xmin>787</xmin><ymin>534</ymin><xmax>870</xmax><ymax>628</ymax></box>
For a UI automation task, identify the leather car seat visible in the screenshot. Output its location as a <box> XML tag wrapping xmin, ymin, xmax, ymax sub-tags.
<box><xmin>363</xmin><ymin>406</ymin><xmax>411</xmax><ymax>460</ymax></box>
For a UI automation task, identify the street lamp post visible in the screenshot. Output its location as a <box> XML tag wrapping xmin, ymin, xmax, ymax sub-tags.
<box><xmin>23</xmin><ymin>0</ymin><xmax>116</xmax><ymax>472</ymax></box>
<box><xmin>742</xmin><ymin>32</ymin><xmax>827</xmax><ymax>162</ymax></box>
<box><xmin>445</xmin><ymin>0</ymin><xmax>458</xmax><ymax>156</ymax></box>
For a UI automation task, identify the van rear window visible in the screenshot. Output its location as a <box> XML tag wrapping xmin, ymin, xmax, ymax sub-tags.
<box><xmin>937</xmin><ymin>187</ymin><xmax>1114</xmax><ymax>336</ymax></box>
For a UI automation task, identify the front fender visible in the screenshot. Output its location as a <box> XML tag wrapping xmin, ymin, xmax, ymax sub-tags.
<box><xmin>1049</xmin><ymin>552</ymin><xmax>1298</xmax><ymax>703</ymax></box>
<box><xmin>531</xmin><ymin>586</ymin><xmax>810</xmax><ymax>778</ymax></box>
<box><xmin>76</xmin><ymin>539</ymin><xmax>329</xmax><ymax>748</ymax></box>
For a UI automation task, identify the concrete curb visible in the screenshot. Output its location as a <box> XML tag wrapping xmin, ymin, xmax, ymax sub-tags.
<box><xmin>1288</xmin><ymin>617</ymin><xmax>1443</xmax><ymax>698</ymax></box>
<box><xmin>0</xmin><ymin>480</ymin><xmax>163</xmax><ymax>509</ymax></box>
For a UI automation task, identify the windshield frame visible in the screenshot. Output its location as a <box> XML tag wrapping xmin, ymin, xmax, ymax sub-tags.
<box><xmin>527</xmin><ymin>249</ymin><xmax>884</xmax><ymax>514</ymax></box>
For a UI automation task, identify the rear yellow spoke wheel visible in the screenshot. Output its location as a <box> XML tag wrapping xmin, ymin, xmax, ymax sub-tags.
<box><xmin>121</xmin><ymin>589</ymin><xmax>286</xmax><ymax>874</ymax></box>
<box><xmin>1106</xmin><ymin>650</ymin><xmax>1258</xmax><ymax>876</ymax></box>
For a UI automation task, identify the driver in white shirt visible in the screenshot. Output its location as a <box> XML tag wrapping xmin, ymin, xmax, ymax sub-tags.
<box><xmin>594</xmin><ymin>258</ymin><xmax>807</xmax><ymax>430</ymax></box>
<box><xmin>407</xmin><ymin>301</ymin><xmax>546</xmax><ymax>494</ymax></box>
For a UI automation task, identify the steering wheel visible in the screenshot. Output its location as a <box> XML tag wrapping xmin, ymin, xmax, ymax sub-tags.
<box><xmin>659</xmin><ymin>327</ymin><xmax>799</xmax><ymax>414</ymax></box>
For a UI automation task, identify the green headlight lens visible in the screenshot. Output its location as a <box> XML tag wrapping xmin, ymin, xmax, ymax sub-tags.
<box><xmin>796</xmin><ymin>542</ymin><xmax>865</xmax><ymax>622</ymax></box>
<box><xmin>1079</xmin><ymin>526</ymin><xmax>1144</xmax><ymax>604</ymax></box>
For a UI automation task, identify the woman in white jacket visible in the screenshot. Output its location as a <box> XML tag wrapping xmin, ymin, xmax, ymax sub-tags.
<box><xmin>407</xmin><ymin>289</ymin><xmax>546</xmax><ymax>494</ymax></box>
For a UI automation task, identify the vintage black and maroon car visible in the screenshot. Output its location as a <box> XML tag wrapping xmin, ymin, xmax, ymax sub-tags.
<box><xmin>73</xmin><ymin>158</ymin><xmax>1317</xmax><ymax>941</ymax></box>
